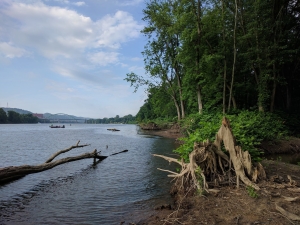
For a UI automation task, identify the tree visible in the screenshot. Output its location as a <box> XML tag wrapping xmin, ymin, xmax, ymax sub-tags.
<box><xmin>126</xmin><ymin>0</ymin><xmax>186</xmax><ymax>121</ymax></box>
<box><xmin>127</xmin><ymin>0</ymin><xmax>300</xmax><ymax>122</ymax></box>
<box><xmin>0</xmin><ymin>108</ymin><xmax>7</xmax><ymax>123</ymax></box>
<box><xmin>7</xmin><ymin>111</ymin><xmax>21</xmax><ymax>123</ymax></box>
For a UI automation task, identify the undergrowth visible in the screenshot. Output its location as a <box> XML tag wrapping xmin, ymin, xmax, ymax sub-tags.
<box><xmin>246</xmin><ymin>185</ymin><xmax>259</xmax><ymax>198</ymax></box>
<box><xmin>175</xmin><ymin>110</ymin><xmax>288</xmax><ymax>162</ymax></box>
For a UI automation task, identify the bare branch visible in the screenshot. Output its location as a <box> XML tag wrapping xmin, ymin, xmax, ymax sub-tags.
<box><xmin>45</xmin><ymin>140</ymin><xmax>90</xmax><ymax>163</ymax></box>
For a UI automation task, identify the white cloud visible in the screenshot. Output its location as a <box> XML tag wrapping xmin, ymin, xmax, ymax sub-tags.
<box><xmin>129</xmin><ymin>65</ymin><xmax>144</xmax><ymax>73</ymax></box>
<box><xmin>46</xmin><ymin>80</ymin><xmax>75</xmax><ymax>93</ymax></box>
<box><xmin>94</xmin><ymin>11</ymin><xmax>142</xmax><ymax>49</ymax></box>
<box><xmin>131</xmin><ymin>57</ymin><xmax>142</xmax><ymax>61</ymax></box>
<box><xmin>0</xmin><ymin>42</ymin><xmax>28</xmax><ymax>58</ymax></box>
<box><xmin>53</xmin><ymin>66</ymin><xmax>75</xmax><ymax>78</ymax></box>
<box><xmin>0</xmin><ymin>1</ymin><xmax>142</xmax><ymax>60</ymax></box>
<box><xmin>73</xmin><ymin>2</ymin><xmax>86</xmax><ymax>6</ymax></box>
<box><xmin>88</xmin><ymin>51</ymin><xmax>119</xmax><ymax>66</ymax></box>
<box><xmin>119</xmin><ymin>0</ymin><xmax>143</xmax><ymax>6</ymax></box>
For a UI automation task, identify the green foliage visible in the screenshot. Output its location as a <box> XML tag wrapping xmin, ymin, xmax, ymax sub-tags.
<box><xmin>124</xmin><ymin>0</ymin><xmax>300</xmax><ymax>145</ymax></box>
<box><xmin>175</xmin><ymin>110</ymin><xmax>288</xmax><ymax>162</ymax></box>
<box><xmin>246</xmin><ymin>185</ymin><xmax>259</xmax><ymax>198</ymax></box>
<box><xmin>175</xmin><ymin>111</ymin><xmax>223</xmax><ymax>162</ymax></box>
<box><xmin>5</xmin><ymin>111</ymin><xmax>38</xmax><ymax>124</ymax></box>
<box><xmin>20</xmin><ymin>114</ymin><xmax>39</xmax><ymax>123</ymax></box>
<box><xmin>86</xmin><ymin>114</ymin><xmax>136</xmax><ymax>124</ymax></box>
<box><xmin>8</xmin><ymin>111</ymin><xmax>22</xmax><ymax>123</ymax></box>
<box><xmin>0</xmin><ymin>108</ymin><xmax>7</xmax><ymax>123</ymax></box>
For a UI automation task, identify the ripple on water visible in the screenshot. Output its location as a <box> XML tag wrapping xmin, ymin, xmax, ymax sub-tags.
<box><xmin>0</xmin><ymin>124</ymin><xmax>177</xmax><ymax>224</ymax></box>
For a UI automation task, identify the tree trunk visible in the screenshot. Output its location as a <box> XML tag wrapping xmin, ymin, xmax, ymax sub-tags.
<box><xmin>228</xmin><ymin>0</ymin><xmax>238</xmax><ymax>112</ymax></box>
<box><xmin>176</xmin><ymin>68</ymin><xmax>185</xmax><ymax>119</ymax></box>
<box><xmin>221</xmin><ymin>0</ymin><xmax>227</xmax><ymax>114</ymax></box>
<box><xmin>0</xmin><ymin>150</ymin><xmax>105</xmax><ymax>184</ymax></box>
<box><xmin>192</xmin><ymin>0</ymin><xmax>204</xmax><ymax>115</ymax></box>
<box><xmin>227</xmin><ymin>84</ymin><xmax>237</xmax><ymax>110</ymax></box>
<box><xmin>172</xmin><ymin>95</ymin><xmax>181</xmax><ymax>121</ymax></box>
<box><xmin>270</xmin><ymin>63</ymin><xmax>277</xmax><ymax>112</ymax></box>
<box><xmin>197</xmin><ymin>84</ymin><xmax>203</xmax><ymax>114</ymax></box>
<box><xmin>0</xmin><ymin>141</ymin><xmax>127</xmax><ymax>184</ymax></box>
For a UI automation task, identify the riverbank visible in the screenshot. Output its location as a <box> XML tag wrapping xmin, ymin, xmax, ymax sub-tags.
<box><xmin>131</xmin><ymin>127</ymin><xmax>300</xmax><ymax>225</ymax></box>
<box><xmin>133</xmin><ymin>160</ymin><xmax>300</xmax><ymax>225</ymax></box>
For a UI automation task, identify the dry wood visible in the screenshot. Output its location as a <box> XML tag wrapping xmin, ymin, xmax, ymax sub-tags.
<box><xmin>0</xmin><ymin>141</ymin><xmax>130</xmax><ymax>184</ymax></box>
<box><xmin>275</xmin><ymin>204</ymin><xmax>300</xmax><ymax>221</ymax></box>
<box><xmin>153</xmin><ymin>117</ymin><xmax>265</xmax><ymax>195</ymax></box>
<box><xmin>45</xmin><ymin>140</ymin><xmax>90</xmax><ymax>163</ymax></box>
<box><xmin>287</xmin><ymin>188</ymin><xmax>300</xmax><ymax>193</ymax></box>
<box><xmin>282</xmin><ymin>196</ymin><xmax>299</xmax><ymax>202</ymax></box>
<box><xmin>0</xmin><ymin>149</ymin><xmax>106</xmax><ymax>184</ymax></box>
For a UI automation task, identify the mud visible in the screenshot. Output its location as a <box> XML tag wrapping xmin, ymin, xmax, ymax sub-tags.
<box><xmin>133</xmin><ymin>160</ymin><xmax>300</xmax><ymax>225</ymax></box>
<box><xmin>133</xmin><ymin>127</ymin><xmax>300</xmax><ymax>225</ymax></box>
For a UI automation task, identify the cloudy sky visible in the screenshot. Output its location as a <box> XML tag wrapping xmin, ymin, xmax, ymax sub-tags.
<box><xmin>0</xmin><ymin>0</ymin><xmax>148</xmax><ymax>118</ymax></box>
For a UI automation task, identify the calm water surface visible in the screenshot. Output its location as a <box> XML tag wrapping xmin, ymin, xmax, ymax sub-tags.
<box><xmin>0</xmin><ymin>124</ymin><xmax>178</xmax><ymax>224</ymax></box>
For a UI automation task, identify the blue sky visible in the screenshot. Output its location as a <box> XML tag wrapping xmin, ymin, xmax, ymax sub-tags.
<box><xmin>0</xmin><ymin>0</ymin><xmax>148</xmax><ymax>118</ymax></box>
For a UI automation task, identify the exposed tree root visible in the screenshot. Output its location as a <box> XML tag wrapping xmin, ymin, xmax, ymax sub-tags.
<box><xmin>275</xmin><ymin>204</ymin><xmax>300</xmax><ymax>221</ymax></box>
<box><xmin>153</xmin><ymin>117</ymin><xmax>266</xmax><ymax>195</ymax></box>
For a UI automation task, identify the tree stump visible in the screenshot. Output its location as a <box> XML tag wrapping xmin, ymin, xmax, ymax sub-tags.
<box><xmin>153</xmin><ymin>117</ymin><xmax>266</xmax><ymax>195</ymax></box>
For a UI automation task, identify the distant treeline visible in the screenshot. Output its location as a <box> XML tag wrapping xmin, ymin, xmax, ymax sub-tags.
<box><xmin>0</xmin><ymin>108</ymin><xmax>38</xmax><ymax>124</ymax></box>
<box><xmin>86</xmin><ymin>114</ymin><xmax>136</xmax><ymax>124</ymax></box>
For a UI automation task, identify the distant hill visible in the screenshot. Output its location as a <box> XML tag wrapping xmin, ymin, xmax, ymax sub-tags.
<box><xmin>1</xmin><ymin>108</ymin><xmax>90</xmax><ymax>121</ymax></box>
<box><xmin>43</xmin><ymin>113</ymin><xmax>89</xmax><ymax>120</ymax></box>
<box><xmin>1</xmin><ymin>107</ymin><xmax>32</xmax><ymax>115</ymax></box>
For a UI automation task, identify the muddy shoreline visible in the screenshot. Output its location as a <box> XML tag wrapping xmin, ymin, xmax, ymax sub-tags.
<box><xmin>130</xmin><ymin>128</ymin><xmax>300</xmax><ymax>225</ymax></box>
<box><xmin>140</xmin><ymin>129</ymin><xmax>184</xmax><ymax>140</ymax></box>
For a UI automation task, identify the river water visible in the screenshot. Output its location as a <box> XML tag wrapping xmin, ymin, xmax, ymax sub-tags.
<box><xmin>0</xmin><ymin>124</ymin><xmax>178</xmax><ymax>224</ymax></box>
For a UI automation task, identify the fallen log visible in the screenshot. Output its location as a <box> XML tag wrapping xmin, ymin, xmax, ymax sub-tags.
<box><xmin>0</xmin><ymin>141</ymin><xmax>128</xmax><ymax>184</ymax></box>
<box><xmin>45</xmin><ymin>140</ymin><xmax>90</xmax><ymax>163</ymax></box>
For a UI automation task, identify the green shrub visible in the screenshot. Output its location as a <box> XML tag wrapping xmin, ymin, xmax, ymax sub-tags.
<box><xmin>246</xmin><ymin>185</ymin><xmax>259</xmax><ymax>198</ymax></box>
<box><xmin>175</xmin><ymin>110</ymin><xmax>288</xmax><ymax>162</ymax></box>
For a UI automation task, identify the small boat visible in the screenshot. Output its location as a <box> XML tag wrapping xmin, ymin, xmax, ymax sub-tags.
<box><xmin>50</xmin><ymin>125</ymin><xmax>65</xmax><ymax>128</ymax></box>
<box><xmin>107</xmin><ymin>128</ymin><xmax>120</xmax><ymax>131</ymax></box>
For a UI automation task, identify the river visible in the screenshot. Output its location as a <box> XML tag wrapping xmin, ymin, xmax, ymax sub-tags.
<box><xmin>0</xmin><ymin>124</ymin><xmax>178</xmax><ymax>224</ymax></box>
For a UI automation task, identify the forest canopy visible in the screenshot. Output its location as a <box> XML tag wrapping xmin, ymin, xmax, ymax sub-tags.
<box><xmin>126</xmin><ymin>0</ymin><xmax>300</xmax><ymax>122</ymax></box>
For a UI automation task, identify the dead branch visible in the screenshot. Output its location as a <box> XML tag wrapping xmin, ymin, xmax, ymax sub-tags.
<box><xmin>152</xmin><ymin>154</ymin><xmax>183</xmax><ymax>165</ymax></box>
<box><xmin>275</xmin><ymin>204</ymin><xmax>300</xmax><ymax>221</ymax></box>
<box><xmin>0</xmin><ymin>141</ymin><xmax>129</xmax><ymax>185</ymax></box>
<box><xmin>0</xmin><ymin>149</ymin><xmax>106</xmax><ymax>184</ymax></box>
<box><xmin>45</xmin><ymin>140</ymin><xmax>90</xmax><ymax>163</ymax></box>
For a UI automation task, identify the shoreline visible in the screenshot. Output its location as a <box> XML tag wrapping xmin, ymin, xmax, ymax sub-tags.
<box><xmin>140</xmin><ymin>129</ymin><xmax>184</xmax><ymax>140</ymax></box>
<box><xmin>131</xmin><ymin>128</ymin><xmax>300</xmax><ymax>225</ymax></box>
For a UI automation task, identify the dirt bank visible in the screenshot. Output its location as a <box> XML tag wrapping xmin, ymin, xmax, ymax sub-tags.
<box><xmin>133</xmin><ymin>125</ymin><xmax>300</xmax><ymax>225</ymax></box>
<box><xmin>260</xmin><ymin>137</ymin><xmax>300</xmax><ymax>154</ymax></box>
<box><xmin>133</xmin><ymin>160</ymin><xmax>300</xmax><ymax>225</ymax></box>
<box><xmin>140</xmin><ymin>123</ymin><xmax>183</xmax><ymax>140</ymax></box>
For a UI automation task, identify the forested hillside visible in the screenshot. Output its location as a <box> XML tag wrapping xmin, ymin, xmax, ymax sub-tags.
<box><xmin>126</xmin><ymin>0</ymin><xmax>300</xmax><ymax>122</ymax></box>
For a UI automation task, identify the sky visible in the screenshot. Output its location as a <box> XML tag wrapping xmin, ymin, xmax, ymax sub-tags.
<box><xmin>0</xmin><ymin>0</ymin><xmax>148</xmax><ymax>118</ymax></box>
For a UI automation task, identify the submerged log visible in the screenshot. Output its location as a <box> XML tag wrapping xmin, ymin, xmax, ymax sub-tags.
<box><xmin>0</xmin><ymin>141</ymin><xmax>127</xmax><ymax>184</ymax></box>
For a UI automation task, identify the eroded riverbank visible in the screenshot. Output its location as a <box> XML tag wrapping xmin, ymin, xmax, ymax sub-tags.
<box><xmin>133</xmin><ymin>126</ymin><xmax>300</xmax><ymax>225</ymax></box>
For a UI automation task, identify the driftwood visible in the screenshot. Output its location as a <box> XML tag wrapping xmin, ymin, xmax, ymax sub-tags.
<box><xmin>275</xmin><ymin>204</ymin><xmax>300</xmax><ymax>221</ymax></box>
<box><xmin>0</xmin><ymin>141</ymin><xmax>127</xmax><ymax>184</ymax></box>
<box><xmin>154</xmin><ymin>117</ymin><xmax>266</xmax><ymax>195</ymax></box>
<box><xmin>45</xmin><ymin>140</ymin><xmax>90</xmax><ymax>163</ymax></box>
